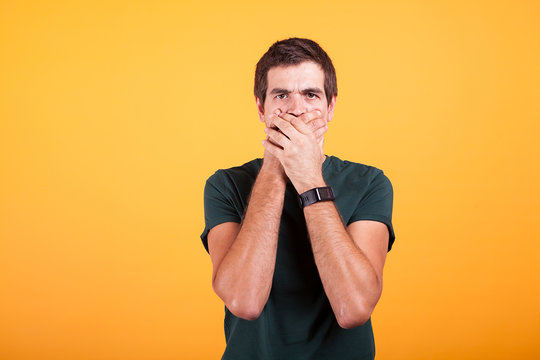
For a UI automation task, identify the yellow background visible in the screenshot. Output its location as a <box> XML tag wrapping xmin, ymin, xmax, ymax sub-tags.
<box><xmin>1</xmin><ymin>1</ymin><xmax>539</xmax><ymax>359</ymax></box>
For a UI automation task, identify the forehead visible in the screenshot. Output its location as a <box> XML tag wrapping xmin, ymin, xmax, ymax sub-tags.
<box><xmin>266</xmin><ymin>61</ymin><xmax>324</xmax><ymax>90</ymax></box>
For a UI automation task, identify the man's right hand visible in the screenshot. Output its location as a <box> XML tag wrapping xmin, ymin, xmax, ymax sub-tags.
<box><xmin>261</xmin><ymin>143</ymin><xmax>287</xmax><ymax>181</ymax></box>
<box><xmin>261</xmin><ymin>110</ymin><xmax>287</xmax><ymax>180</ymax></box>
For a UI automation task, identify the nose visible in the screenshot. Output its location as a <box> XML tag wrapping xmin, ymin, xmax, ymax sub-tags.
<box><xmin>286</xmin><ymin>93</ymin><xmax>305</xmax><ymax>117</ymax></box>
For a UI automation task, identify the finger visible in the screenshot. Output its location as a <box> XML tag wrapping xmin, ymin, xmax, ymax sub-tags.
<box><xmin>278</xmin><ymin>112</ymin><xmax>297</xmax><ymax>123</ymax></box>
<box><xmin>306</xmin><ymin>117</ymin><xmax>327</xmax><ymax>133</ymax></box>
<box><xmin>285</xmin><ymin>115</ymin><xmax>310</xmax><ymax>135</ymax></box>
<box><xmin>265</xmin><ymin>127</ymin><xmax>290</xmax><ymax>149</ymax></box>
<box><xmin>299</xmin><ymin>109</ymin><xmax>322</xmax><ymax>124</ymax></box>
<box><xmin>273</xmin><ymin>116</ymin><xmax>300</xmax><ymax>141</ymax></box>
<box><xmin>264</xmin><ymin>122</ymin><xmax>289</xmax><ymax>139</ymax></box>
<box><xmin>265</xmin><ymin>134</ymin><xmax>284</xmax><ymax>149</ymax></box>
<box><xmin>265</xmin><ymin>109</ymin><xmax>282</xmax><ymax>128</ymax></box>
<box><xmin>313</xmin><ymin>124</ymin><xmax>328</xmax><ymax>139</ymax></box>
<box><xmin>262</xmin><ymin>138</ymin><xmax>283</xmax><ymax>159</ymax></box>
<box><xmin>279</xmin><ymin>112</ymin><xmax>321</xmax><ymax>135</ymax></box>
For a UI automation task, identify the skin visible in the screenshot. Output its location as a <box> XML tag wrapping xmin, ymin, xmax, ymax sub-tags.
<box><xmin>209</xmin><ymin>61</ymin><xmax>389</xmax><ymax>329</ymax></box>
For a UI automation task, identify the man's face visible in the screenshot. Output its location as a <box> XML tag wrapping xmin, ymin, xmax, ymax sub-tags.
<box><xmin>256</xmin><ymin>61</ymin><xmax>336</xmax><ymax>128</ymax></box>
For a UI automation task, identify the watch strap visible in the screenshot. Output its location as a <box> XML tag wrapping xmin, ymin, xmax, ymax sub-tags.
<box><xmin>297</xmin><ymin>186</ymin><xmax>335</xmax><ymax>208</ymax></box>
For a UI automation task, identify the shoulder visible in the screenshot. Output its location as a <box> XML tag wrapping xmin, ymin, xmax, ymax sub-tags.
<box><xmin>326</xmin><ymin>155</ymin><xmax>390</xmax><ymax>186</ymax></box>
<box><xmin>205</xmin><ymin>157</ymin><xmax>262</xmax><ymax>190</ymax></box>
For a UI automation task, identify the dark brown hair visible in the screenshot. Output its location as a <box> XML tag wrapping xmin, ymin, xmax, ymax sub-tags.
<box><xmin>254</xmin><ymin>37</ymin><xmax>337</xmax><ymax>107</ymax></box>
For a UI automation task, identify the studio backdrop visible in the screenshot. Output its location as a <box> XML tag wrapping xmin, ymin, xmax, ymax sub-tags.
<box><xmin>1</xmin><ymin>1</ymin><xmax>539</xmax><ymax>359</ymax></box>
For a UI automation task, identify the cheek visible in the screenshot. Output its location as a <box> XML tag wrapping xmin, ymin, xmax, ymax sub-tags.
<box><xmin>305</xmin><ymin>104</ymin><xmax>319</xmax><ymax>112</ymax></box>
<box><xmin>265</xmin><ymin>102</ymin><xmax>279</xmax><ymax>114</ymax></box>
<box><xmin>305</xmin><ymin>98</ymin><xmax>325</xmax><ymax>111</ymax></box>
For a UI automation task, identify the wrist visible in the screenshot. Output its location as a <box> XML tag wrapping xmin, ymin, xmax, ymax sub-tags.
<box><xmin>297</xmin><ymin>186</ymin><xmax>335</xmax><ymax>208</ymax></box>
<box><xmin>259</xmin><ymin>165</ymin><xmax>287</xmax><ymax>184</ymax></box>
<box><xmin>295</xmin><ymin>176</ymin><xmax>326</xmax><ymax>194</ymax></box>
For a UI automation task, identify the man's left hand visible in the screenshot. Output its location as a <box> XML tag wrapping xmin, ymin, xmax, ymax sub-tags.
<box><xmin>262</xmin><ymin>113</ymin><xmax>328</xmax><ymax>194</ymax></box>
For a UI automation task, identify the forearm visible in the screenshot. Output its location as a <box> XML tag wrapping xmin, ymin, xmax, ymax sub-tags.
<box><xmin>304</xmin><ymin>199</ymin><xmax>382</xmax><ymax>328</ymax></box>
<box><xmin>213</xmin><ymin>168</ymin><xmax>285</xmax><ymax>319</ymax></box>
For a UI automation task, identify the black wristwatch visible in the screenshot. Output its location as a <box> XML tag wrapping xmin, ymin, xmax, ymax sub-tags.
<box><xmin>297</xmin><ymin>186</ymin><xmax>335</xmax><ymax>208</ymax></box>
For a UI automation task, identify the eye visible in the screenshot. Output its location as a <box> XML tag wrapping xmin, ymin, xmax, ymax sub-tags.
<box><xmin>306</xmin><ymin>93</ymin><xmax>318</xmax><ymax>99</ymax></box>
<box><xmin>276</xmin><ymin>94</ymin><xmax>287</xmax><ymax>100</ymax></box>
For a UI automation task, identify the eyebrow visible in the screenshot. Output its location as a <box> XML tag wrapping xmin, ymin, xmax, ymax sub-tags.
<box><xmin>269</xmin><ymin>87</ymin><xmax>324</xmax><ymax>95</ymax></box>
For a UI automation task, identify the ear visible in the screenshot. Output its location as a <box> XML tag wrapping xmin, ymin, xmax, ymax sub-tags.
<box><xmin>327</xmin><ymin>95</ymin><xmax>337</xmax><ymax>122</ymax></box>
<box><xmin>255</xmin><ymin>96</ymin><xmax>265</xmax><ymax>122</ymax></box>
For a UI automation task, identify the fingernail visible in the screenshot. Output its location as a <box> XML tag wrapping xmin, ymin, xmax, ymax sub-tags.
<box><xmin>264</xmin><ymin>128</ymin><xmax>268</xmax><ymax>133</ymax></box>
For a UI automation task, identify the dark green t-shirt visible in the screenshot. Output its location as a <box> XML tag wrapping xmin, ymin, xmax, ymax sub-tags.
<box><xmin>201</xmin><ymin>155</ymin><xmax>395</xmax><ymax>360</ymax></box>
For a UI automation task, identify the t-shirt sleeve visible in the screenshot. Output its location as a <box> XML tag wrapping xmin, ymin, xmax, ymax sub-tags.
<box><xmin>348</xmin><ymin>170</ymin><xmax>396</xmax><ymax>252</ymax></box>
<box><xmin>200</xmin><ymin>170</ymin><xmax>242</xmax><ymax>254</ymax></box>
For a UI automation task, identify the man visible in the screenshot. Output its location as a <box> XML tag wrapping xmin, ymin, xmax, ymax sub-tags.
<box><xmin>200</xmin><ymin>37</ymin><xmax>395</xmax><ymax>360</ymax></box>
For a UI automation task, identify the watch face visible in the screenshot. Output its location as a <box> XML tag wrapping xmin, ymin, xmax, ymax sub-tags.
<box><xmin>317</xmin><ymin>187</ymin><xmax>335</xmax><ymax>200</ymax></box>
<box><xmin>319</xmin><ymin>188</ymin><xmax>329</xmax><ymax>198</ymax></box>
